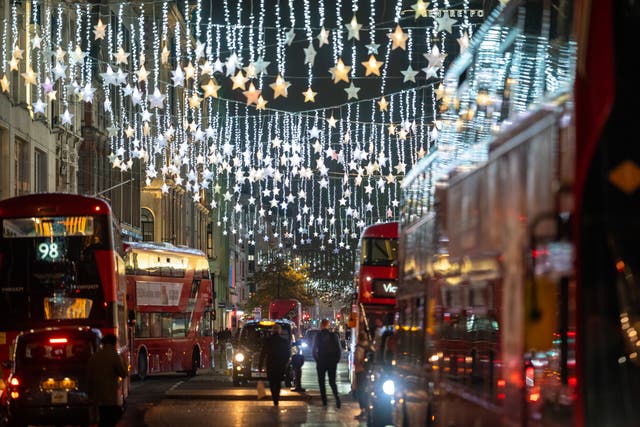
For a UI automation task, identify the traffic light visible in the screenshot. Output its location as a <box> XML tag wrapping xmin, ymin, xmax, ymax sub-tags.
<box><xmin>336</xmin><ymin>312</ymin><xmax>342</xmax><ymax>321</ymax></box>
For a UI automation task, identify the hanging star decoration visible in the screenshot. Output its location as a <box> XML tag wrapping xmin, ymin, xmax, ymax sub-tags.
<box><xmin>411</xmin><ymin>0</ymin><xmax>430</xmax><ymax>19</ymax></box>
<box><xmin>304</xmin><ymin>44</ymin><xmax>317</xmax><ymax>65</ymax></box>
<box><xmin>21</xmin><ymin>66</ymin><xmax>37</xmax><ymax>85</ymax></box>
<box><xmin>269</xmin><ymin>74</ymin><xmax>291</xmax><ymax>99</ymax></box>
<box><xmin>317</xmin><ymin>26</ymin><xmax>330</xmax><ymax>47</ymax></box>
<box><xmin>93</xmin><ymin>19</ymin><xmax>107</xmax><ymax>40</ymax></box>
<box><xmin>366</xmin><ymin>42</ymin><xmax>380</xmax><ymax>55</ymax></box>
<box><xmin>361</xmin><ymin>54</ymin><xmax>384</xmax><ymax>76</ymax></box>
<box><xmin>256</xmin><ymin>96</ymin><xmax>268</xmax><ymax>110</ymax></box>
<box><xmin>161</xmin><ymin>46</ymin><xmax>170</xmax><ymax>65</ymax></box>
<box><xmin>303</xmin><ymin>87</ymin><xmax>317</xmax><ymax>102</ymax></box>
<box><xmin>184</xmin><ymin>62</ymin><xmax>196</xmax><ymax>81</ymax></box>
<box><xmin>32</xmin><ymin>98</ymin><xmax>46</xmax><ymax>114</ymax></box>
<box><xmin>136</xmin><ymin>64</ymin><xmax>149</xmax><ymax>82</ymax></box>
<box><xmin>378</xmin><ymin>96</ymin><xmax>389</xmax><ymax>111</ymax></box>
<box><xmin>243</xmin><ymin>82</ymin><xmax>262</xmax><ymax>106</ymax></box>
<box><xmin>344</xmin><ymin>83</ymin><xmax>360</xmax><ymax>100</ymax></box>
<box><xmin>188</xmin><ymin>92</ymin><xmax>202</xmax><ymax>108</ymax></box>
<box><xmin>424</xmin><ymin>45</ymin><xmax>447</xmax><ymax>70</ymax></box>
<box><xmin>0</xmin><ymin>75</ymin><xmax>9</xmax><ymax>93</ymax></box>
<box><xmin>231</xmin><ymin>70</ymin><xmax>248</xmax><ymax>90</ymax></box>
<box><xmin>201</xmin><ymin>79</ymin><xmax>221</xmax><ymax>98</ymax></box>
<box><xmin>388</xmin><ymin>25</ymin><xmax>409</xmax><ymax>50</ymax></box>
<box><xmin>31</xmin><ymin>34</ymin><xmax>42</xmax><ymax>49</ymax></box>
<box><xmin>435</xmin><ymin>13</ymin><xmax>457</xmax><ymax>34</ymax></box>
<box><xmin>401</xmin><ymin>65</ymin><xmax>419</xmax><ymax>83</ymax></box>
<box><xmin>329</xmin><ymin>58</ymin><xmax>351</xmax><ymax>84</ymax></box>
<box><xmin>113</xmin><ymin>47</ymin><xmax>129</xmax><ymax>65</ymax></box>
<box><xmin>60</xmin><ymin>109</ymin><xmax>73</xmax><ymax>126</ymax></box>
<box><xmin>326</xmin><ymin>115</ymin><xmax>337</xmax><ymax>128</ymax></box>
<box><xmin>345</xmin><ymin>16</ymin><xmax>362</xmax><ymax>40</ymax></box>
<box><xmin>285</xmin><ymin>28</ymin><xmax>296</xmax><ymax>46</ymax></box>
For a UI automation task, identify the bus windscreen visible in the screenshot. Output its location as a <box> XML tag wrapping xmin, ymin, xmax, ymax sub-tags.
<box><xmin>0</xmin><ymin>215</ymin><xmax>110</xmax><ymax>327</ymax></box>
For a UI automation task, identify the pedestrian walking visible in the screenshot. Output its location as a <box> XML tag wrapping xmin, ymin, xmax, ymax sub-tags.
<box><xmin>290</xmin><ymin>352</ymin><xmax>305</xmax><ymax>392</ymax></box>
<box><xmin>353</xmin><ymin>330</ymin><xmax>373</xmax><ymax>420</ymax></box>
<box><xmin>87</xmin><ymin>334</ymin><xmax>128</xmax><ymax>427</ymax></box>
<box><xmin>312</xmin><ymin>318</ymin><xmax>342</xmax><ymax>408</ymax></box>
<box><xmin>259</xmin><ymin>323</ymin><xmax>292</xmax><ymax>406</ymax></box>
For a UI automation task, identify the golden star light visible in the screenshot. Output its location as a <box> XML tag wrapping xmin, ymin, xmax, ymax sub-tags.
<box><xmin>329</xmin><ymin>58</ymin><xmax>351</xmax><ymax>84</ymax></box>
<box><xmin>378</xmin><ymin>96</ymin><xmax>389</xmax><ymax>111</ymax></box>
<box><xmin>361</xmin><ymin>55</ymin><xmax>384</xmax><ymax>76</ymax></box>
<box><xmin>21</xmin><ymin>66</ymin><xmax>37</xmax><ymax>85</ymax></box>
<box><xmin>256</xmin><ymin>96</ymin><xmax>268</xmax><ymax>110</ymax></box>
<box><xmin>0</xmin><ymin>75</ymin><xmax>9</xmax><ymax>93</ymax></box>
<box><xmin>231</xmin><ymin>70</ymin><xmax>249</xmax><ymax>90</ymax></box>
<box><xmin>113</xmin><ymin>47</ymin><xmax>129</xmax><ymax>65</ymax></box>
<box><xmin>269</xmin><ymin>74</ymin><xmax>291</xmax><ymax>99</ymax></box>
<box><xmin>93</xmin><ymin>19</ymin><xmax>107</xmax><ymax>40</ymax></box>
<box><xmin>303</xmin><ymin>86</ymin><xmax>317</xmax><ymax>103</ymax></box>
<box><xmin>201</xmin><ymin>79</ymin><xmax>221</xmax><ymax>98</ymax></box>
<box><xmin>136</xmin><ymin>65</ymin><xmax>149</xmax><ymax>82</ymax></box>
<box><xmin>161</xmin><ymin>46</ymin><xmax>170</xmax><ymax>65</ymax></box>
<box><xmin>388</xmin><ymin>25</ymin><xmax>409</xmax><ymax>50</ymax></box>
<box><xmin>188</xmin><ymin>92</ymin><xmax>202</xmax><ymax>108</ymax></box>
<box><xmin>243</xmin><ymin>82</ymin><xmax>262</xmax><ymax>105</ymax></box>
<box><xmin>411</xmin><ymin>0</ymin><xmax>430</xmax><ymax>19</ymax></box>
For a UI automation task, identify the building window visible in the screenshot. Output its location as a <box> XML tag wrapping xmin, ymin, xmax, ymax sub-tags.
<box><xmin>14</xmin><ymin>138</ymin><xmax>29</xmax><ymax>195</ymax></box>
<box><xmin>34</xmin><ymin>148</ymin><xmax>47</xmax><ymax>193</ymax></box>
<box><xmin>141</xmin><ymin>208</ymin><xmax>154</xmax><ymax>242</ymax></box>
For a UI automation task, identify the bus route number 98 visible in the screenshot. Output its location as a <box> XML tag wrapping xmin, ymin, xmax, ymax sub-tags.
<box><xmin>38</xmin><ymin>242</ymin><xmax>60</xmax><ymax>261</ymax></box>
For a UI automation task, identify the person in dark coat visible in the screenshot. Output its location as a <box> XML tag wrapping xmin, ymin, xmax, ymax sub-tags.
<box><xmin>312</xmin><ymin>318</ymin><xmax>342</xmax><ymax>408</ymax></box>
<box><xmin>87</xmin><ymin>334</ymin><xmax>128</xmax><ymax>427</ymax></box>
<box><xmin>259</xmin><ymin>323</ymin><xmax>291</xmax><ymax>406</ymax></box>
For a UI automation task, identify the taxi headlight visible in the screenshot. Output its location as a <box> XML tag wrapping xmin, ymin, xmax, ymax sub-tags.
<box><xmin>382</xmin><ymin>379</ymin><xmax>395</xmax><ymax>396</ymax></box>
<box><xmin>234</xmin><ymin>353</ymin><xmax>245</xmax><ymax>363</ymax></box>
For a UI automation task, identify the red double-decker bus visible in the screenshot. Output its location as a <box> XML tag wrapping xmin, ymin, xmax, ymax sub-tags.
<box><xmin>123</xmin><ymin>241</ymin><xmax>215</xmax><ymax>379</ymax></box>
<box><xmin>351</xmin><ymin>221</ymin><xmax>398</xmax><ymax>354</ymax></box>
<box><xmin>0</xmin><ymin>193</ymin><xmax>130</xmax><ymax>422</ymax></box>
<box><xmin>392</xmin><ymin>2</ymin><xmax>640</xmax><ymax>427</ymax></box>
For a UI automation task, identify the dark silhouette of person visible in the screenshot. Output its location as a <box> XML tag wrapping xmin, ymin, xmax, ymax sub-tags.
<box><xmin>353</xmin><ymin>330</ymin><xmax>374</xmax><ymax>420</ymax></box>
<box><xmin>87</xmin><ymin>334</ymin><xmax>128</xmax><ymax>427</ymax></box>
<box><xmin>290</xmin><ymin>352</ymin><xmax>305</xmax><ymax>392</ymax></box>
<box><xmin>312</xmin><ymin>318</ymin><xmax>342</xmax><ymax>408</ymax></box>
<box><xmin>259</xmin><ymin>323</ymin><xmax>291</xmax><ymax>406</ymax></box>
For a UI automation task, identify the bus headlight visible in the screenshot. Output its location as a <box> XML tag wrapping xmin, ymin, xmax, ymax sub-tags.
<box><xmin>382</xmin><ymin>379</ymin><xmax>395</xmax><ymax>396</ymax></box>
<box><xmin>234</xmin><ymin>353</ymin><xmax>245</xmax><ymax>363</ymax></box>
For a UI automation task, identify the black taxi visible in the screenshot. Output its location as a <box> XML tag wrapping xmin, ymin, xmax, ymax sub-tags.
<box><xmin>232</xmin><ymin>319</ymin><xmax>298</xmax><ymax>386</ymax></box>
<box><xmin>2</xmin><ymin>326</ymin><xmax>102</xmax><ymax>427</ymax></box>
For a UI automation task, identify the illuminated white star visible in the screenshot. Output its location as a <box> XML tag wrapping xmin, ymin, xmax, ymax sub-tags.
<box><xmin>345</xmin><ymin>16</ymin><xmax>362</xmax><ymax>40</ymax></box>
<box><xmin>60</xmin><ymin>109</ymin><xmax>73</xmax><ymax>126</ymax></box>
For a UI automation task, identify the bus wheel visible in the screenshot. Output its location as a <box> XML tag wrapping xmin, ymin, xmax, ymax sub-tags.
<box><xmin>137</xmin><ymin>350</ymin><xmax>148</xmax><ymax>381</ymax></box>
<box><xmin>188</xmin><ymin>349</ymin><xmax>200</xmax><ymax>376</ymax></box>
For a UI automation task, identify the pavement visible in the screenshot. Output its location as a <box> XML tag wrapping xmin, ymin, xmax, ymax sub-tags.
<box><xmin>177</xmin><ymin>358</ymin><xmax>365</xmax><ymax>424</ymax></box>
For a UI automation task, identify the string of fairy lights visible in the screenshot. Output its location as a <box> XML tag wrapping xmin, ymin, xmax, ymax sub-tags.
<box><xmin>0</xmin><ymin>1</ymin><xmax>574</xmax><ymax>278</ymax></box>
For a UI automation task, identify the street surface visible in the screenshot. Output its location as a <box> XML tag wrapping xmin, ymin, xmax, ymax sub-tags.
<box><xmin>115</xmin><ymin>356</ymin><xmax>366</xmax><ymax>427</ymax></box>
